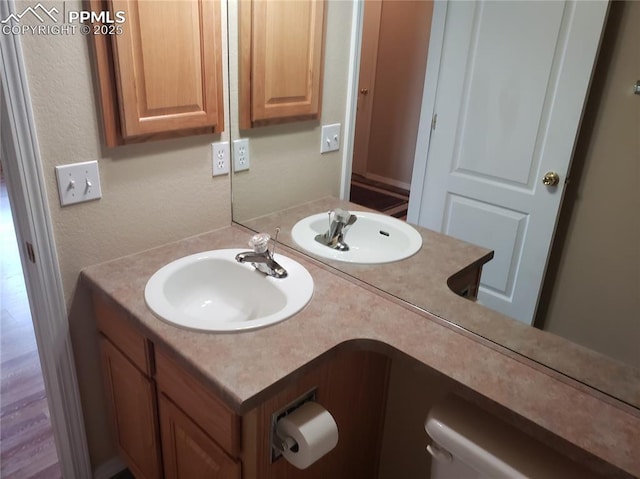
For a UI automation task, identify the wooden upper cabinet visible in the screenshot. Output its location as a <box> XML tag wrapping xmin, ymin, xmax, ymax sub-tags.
<box><xmin>239</xmin><ymin>0</ymin><xmax>326</xmax><ymax>129</ymax></box>
<box><xmin>91</xmin><ymin>0</ymin><xmax>224</xmax><ymax>146</ymax></box>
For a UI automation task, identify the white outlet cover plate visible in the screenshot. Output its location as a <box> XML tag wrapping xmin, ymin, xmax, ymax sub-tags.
<box><xmin>55</xmin><ymin>160</ymin><xmax>102</xmax><ymax>206</ymax></box>
<box><xmin>212</xmin><ymin>141</ymin><xmax>230</xmax><ymax>176</ymax></box>
<box><xmin>233</xmin><ymin>138</ymin><xmax>250</xmax><ymax>172</ymax></box>
<box><xmin>320</xmin><ymin>123</ymin><xmax>341</xmax><ymax>154</ymax></box>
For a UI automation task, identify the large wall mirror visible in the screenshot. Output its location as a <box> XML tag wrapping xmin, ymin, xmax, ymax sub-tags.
<box><xmin>227</xmin><ymin>0</ymin><xmax>639</xmax><ymax>408</ymax></box>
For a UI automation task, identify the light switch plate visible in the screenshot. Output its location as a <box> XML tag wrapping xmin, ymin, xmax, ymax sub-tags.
<box><xmin>55</xmin><ymin>160</ymin><xmax>102</xmax><ymax>206</ymax></box>
<box><xmin>233</xmin><ymin>138</ymin><xmax>250</xmax><ymax>172</ymax></box>
<box><xmin>320</xmin><ymin>123</ymin><xmax>341</xmax><ymax>154</ymax></box>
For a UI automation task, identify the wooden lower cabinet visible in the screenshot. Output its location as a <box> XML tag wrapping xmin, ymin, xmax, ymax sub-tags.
<box><xmin>159</xmin><ymin>394</ymin><xmax>241</xmax><ymax>479</ymax></box>
<box><xmin>99</xmin><ymin>337</ymin><xmax>162</xmax><ymax>479</ymax></box>
<box><xmin>95</xmin><ymin>296</ymin><xmax>390</xmax><ymax>479</ymax></box>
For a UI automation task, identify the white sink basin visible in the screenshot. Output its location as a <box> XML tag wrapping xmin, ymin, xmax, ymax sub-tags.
<box><xmin>291</xmin><ymin>212</ymin><xmax>422</xmax><ymax>264</ymax></box>
<box><xmin>144</xmin><ymin>249</ymin><xmax>314</xmax><ymax>332</ymax></box>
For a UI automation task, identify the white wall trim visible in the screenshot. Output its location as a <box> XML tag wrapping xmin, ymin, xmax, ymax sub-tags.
<box><xmin>407</xmin><ymin>0</ymin><xmax>448</xmax><ymax>224</ymax></box>
<box><xmin>0</xmin><ymin>2</ymin><xmax>92</xmax><ymax>477</ymax></box>
<box><xmin>339</xmin><ymin>0</ymin><xmax>365</xmax><ymax>200</ymax></box>
<box><xmin>93</xmin><ymin>457</ymin><xmax>126</xmax><ymax>479</ymax></box>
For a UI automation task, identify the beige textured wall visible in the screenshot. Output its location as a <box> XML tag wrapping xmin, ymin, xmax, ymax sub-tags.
<box><xmin>19</xmin><ymin>0</ymin><xmax>231</xmax><ymax>467</ymax></box>
<box><xmin>377</xmin><ymin>355</ymin><xmax>453</xmax><ymax>479</ymax></box>
<box><xmin>538</xmin><ymin>1</ymin><xmax>639</xmax><ymax>367</ymax></box>
<box><xmin>230</xmin><ymin>1</ymin><xmax>351</xmax><ymax>222</ymax></box>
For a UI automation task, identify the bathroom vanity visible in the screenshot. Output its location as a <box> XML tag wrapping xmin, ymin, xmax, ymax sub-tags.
<box><xmin>94</xmin><ymin>290</ymin><xmax>389</xmax><ymax>478</ymax></box>
<box><xmin>83</xmin><ymin>225</ymin><xmax>640</xmax><ymax>478</ymax></box>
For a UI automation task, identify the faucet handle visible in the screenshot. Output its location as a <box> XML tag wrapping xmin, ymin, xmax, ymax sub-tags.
<box><xmin>248</xmin><ymin>233</ymin><xmax>271</xmax><ymax>253</ymax></box>
<box><xmin>332</xmin><ymin>208</ymin><xmax>351</xmax><ymax>223</ymax></box>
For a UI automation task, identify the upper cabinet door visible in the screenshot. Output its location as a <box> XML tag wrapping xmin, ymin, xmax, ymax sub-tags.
<box><xmin>91</xmin><ymin>0</ymin><xmax>224</xmax><ymax>145</ymax></box>
<box><xmin>112</xmin><ymin>0</ymin><xmax>224</xmax><ymax>137</ymax></box>
<box><xmin>239</xmin><ymin>0</ymin><xmax>326</xmax><ymax>128</ymax></box>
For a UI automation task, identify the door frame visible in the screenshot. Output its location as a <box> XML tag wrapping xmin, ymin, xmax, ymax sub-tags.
<box><xmin>339</xmin><ymin>0</ymin><xmax>364</xmax><ymax>200</ymax></box>
<box><xmin>406</xmin><ymin>0</ymin><xmax>447</xmax><ymax>224</ymax></box>
<box><xmin>0</xmin><ymin>2</ymin><xmax>92</xmax><ymax>477</ymax></box>
<box><xmin>341</xmin><ymin>0</ymin><xmax>444</xmax><ymax>201</ymax></box>
<box><xmin>351</xmin><ymin>0</ymin><xmax>382</xmax><ymax>177</ymax></box>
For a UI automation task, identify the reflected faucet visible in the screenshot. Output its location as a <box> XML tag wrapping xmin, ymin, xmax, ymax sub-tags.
<box><xmin>314</xmin><ymin>209</ymin><xmax>357</xmax><ymax>251</ymax></box>
<box><xmin>235</xmin><ymin>230</ymin><xmax>288</xmax><ymax>278</ymax></box>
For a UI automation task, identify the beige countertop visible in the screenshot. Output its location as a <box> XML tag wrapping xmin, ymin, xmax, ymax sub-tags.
<box><xmin>82</xmin><ymin>225</ymin><xmax>640</xmax><ymax>477</ymax></box>
<box><xmin>242</xmin><ymin>197</ymin><xmax>640</xmax><ymax>409</ymax></box>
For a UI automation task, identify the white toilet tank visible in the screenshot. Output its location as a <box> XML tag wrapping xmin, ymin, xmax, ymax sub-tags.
<box><xmin>425</xmin><ymin>396</ymin><xmax>602</xmax><ymax>479</ymax></box>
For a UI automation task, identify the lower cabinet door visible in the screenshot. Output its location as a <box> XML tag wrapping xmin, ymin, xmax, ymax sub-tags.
<box><xmin>100</xmin><ymin>337</ymin><xmax>162</xmax><ymax>479</ymax></box>
<box><xmin>159</xmin><ymin>394</ymin><xmax>241</xmax><ymax>479</ymax></box>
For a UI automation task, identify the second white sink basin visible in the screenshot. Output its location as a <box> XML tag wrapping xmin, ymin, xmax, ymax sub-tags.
<box><xmin>144</xmin><ymin>249</ymin><xmax>314</xmax><ymax>332</ymax></box>
<box><xmin>291</xmin><ymin>211</ymin><xmax>422</xmax><ymax>264</ymax></box>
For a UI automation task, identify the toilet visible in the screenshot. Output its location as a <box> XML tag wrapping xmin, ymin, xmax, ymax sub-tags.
<box><xmin>425</xmin><ymin>396</ymin><xmax>601</xmax><ymax>479</ymax></box>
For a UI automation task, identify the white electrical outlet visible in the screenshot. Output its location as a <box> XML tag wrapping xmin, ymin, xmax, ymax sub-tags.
<box><xmin>320</xmin><ymin>123</ymin><xmax>341</xmax><ymax>154</ymax></box>
<box><xmin>55</xmin><ymin>160</ymin><xmax>102</xmax><ymax>206</ymax></box>
<box><xmin>212</xmin><ymin>141</ymin><xmax>230</xmax><ymax>176</ymax></box>
<box><xmin>233</xmin><ymin>138</ymin><xmax>250</xmax><ymax>172</ymax></box>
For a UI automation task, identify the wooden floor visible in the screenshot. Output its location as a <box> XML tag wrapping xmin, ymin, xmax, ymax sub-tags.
<box><xmin>1</xmin><ymin>176</ymin><xmax>61</xmax><ymax>478</ymax></box>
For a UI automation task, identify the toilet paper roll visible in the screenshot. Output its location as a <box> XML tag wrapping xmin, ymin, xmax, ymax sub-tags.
<box><xmin>276</xmin><ymin>401</ymin><xmax>339</xmax><ymax>469</ymax></box>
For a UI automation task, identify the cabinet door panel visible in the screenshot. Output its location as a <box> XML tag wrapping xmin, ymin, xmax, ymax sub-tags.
<box><xmin>111</xmin><ymin>0</ymin><xmax>224</xmax><ymax>136</ymax></box>
<box><xmin>100</xmin><ymin>337</ymin><xmax>161</xmax><ymax>479</ymax></box>
<box><xmin>240</xmin><ymin>0</ymin><xmax>326</xmax><ymax>127</ymax></box>
<box><xmin>155</xmin><ymin>348</ymin><xmax>240</xmax><ymax>457</ymax></box>
<box><xmin>160</xmin><ymin>394</ymin><xmax>241</xmax><ymax>479</ymax></box>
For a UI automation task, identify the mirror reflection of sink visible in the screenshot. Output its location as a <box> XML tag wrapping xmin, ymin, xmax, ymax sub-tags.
<box><xmin>144</xmin><ymin>249</ymin><xmax>314</xmax><ymax>332</ymax></box>
<box><xmin>291</xmin><ymin>212</ymin><xmax>422</xmax><ymax>264</ymax></box>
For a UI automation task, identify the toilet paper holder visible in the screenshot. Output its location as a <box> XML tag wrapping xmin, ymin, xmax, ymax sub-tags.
<box><xmin>270</xmin><ymin>387</ymin><xmax>317</xmax><ymax>462</ymax></box>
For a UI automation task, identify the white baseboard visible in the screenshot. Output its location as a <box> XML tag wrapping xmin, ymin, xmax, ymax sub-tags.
<box><xmin>94</xmin><ymin>457</ymin><xmax>126</xmax><ymax>479</ymax></box>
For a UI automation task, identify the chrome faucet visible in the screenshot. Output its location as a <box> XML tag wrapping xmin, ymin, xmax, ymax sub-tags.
<box><xmin>235</xmin><ymin>230</ymin><xmax>288</xmax><ymax>278</ymax></box>
<box><xmin>314</xmin><ymin>209</ymin><xmax>357</xmax><ymax>251</ymax></box>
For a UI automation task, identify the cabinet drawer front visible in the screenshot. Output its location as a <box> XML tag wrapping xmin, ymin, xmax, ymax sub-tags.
<box><xmin>155</xmin><ymin>348</ymin><xmax>241</xmax><ymax>457</ymax></box>
<box><xmin>93</xmin><ymin>293</ymin><xmax>152</xmax><ymax>375</ymax></box>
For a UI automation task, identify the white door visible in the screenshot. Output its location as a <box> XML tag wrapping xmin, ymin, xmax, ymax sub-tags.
<box><xmin>408</xmin><ymin>1</ymin><xmax>608</xmax><ymax>324</ymax></box>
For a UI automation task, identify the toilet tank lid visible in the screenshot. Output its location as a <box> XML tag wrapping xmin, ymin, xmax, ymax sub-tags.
<box><xmin>425</xmin><ymin>396</ymin><xmax>599</xmax><ymax>479</ymax></box>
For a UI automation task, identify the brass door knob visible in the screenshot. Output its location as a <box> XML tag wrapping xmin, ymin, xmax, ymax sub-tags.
<box><xmin>360</xmin><ymin>88</ymin><xmax>369</xmax><ymax>95</ymax></box>
<box><xmin>542</xmin><ymin>171</ymin><xmax>560</xmax><ymax>186</ymax></box>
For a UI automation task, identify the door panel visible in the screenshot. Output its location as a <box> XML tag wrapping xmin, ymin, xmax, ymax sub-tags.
<box><xmin>454</xmin><ymin>2</ymin><xmax>564</xmax><ymax>186</ymax></box>
<box><xmin>445</xmin><ymin>195</ymin><xmax>527</xmax><ymax>295</ymax></box>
